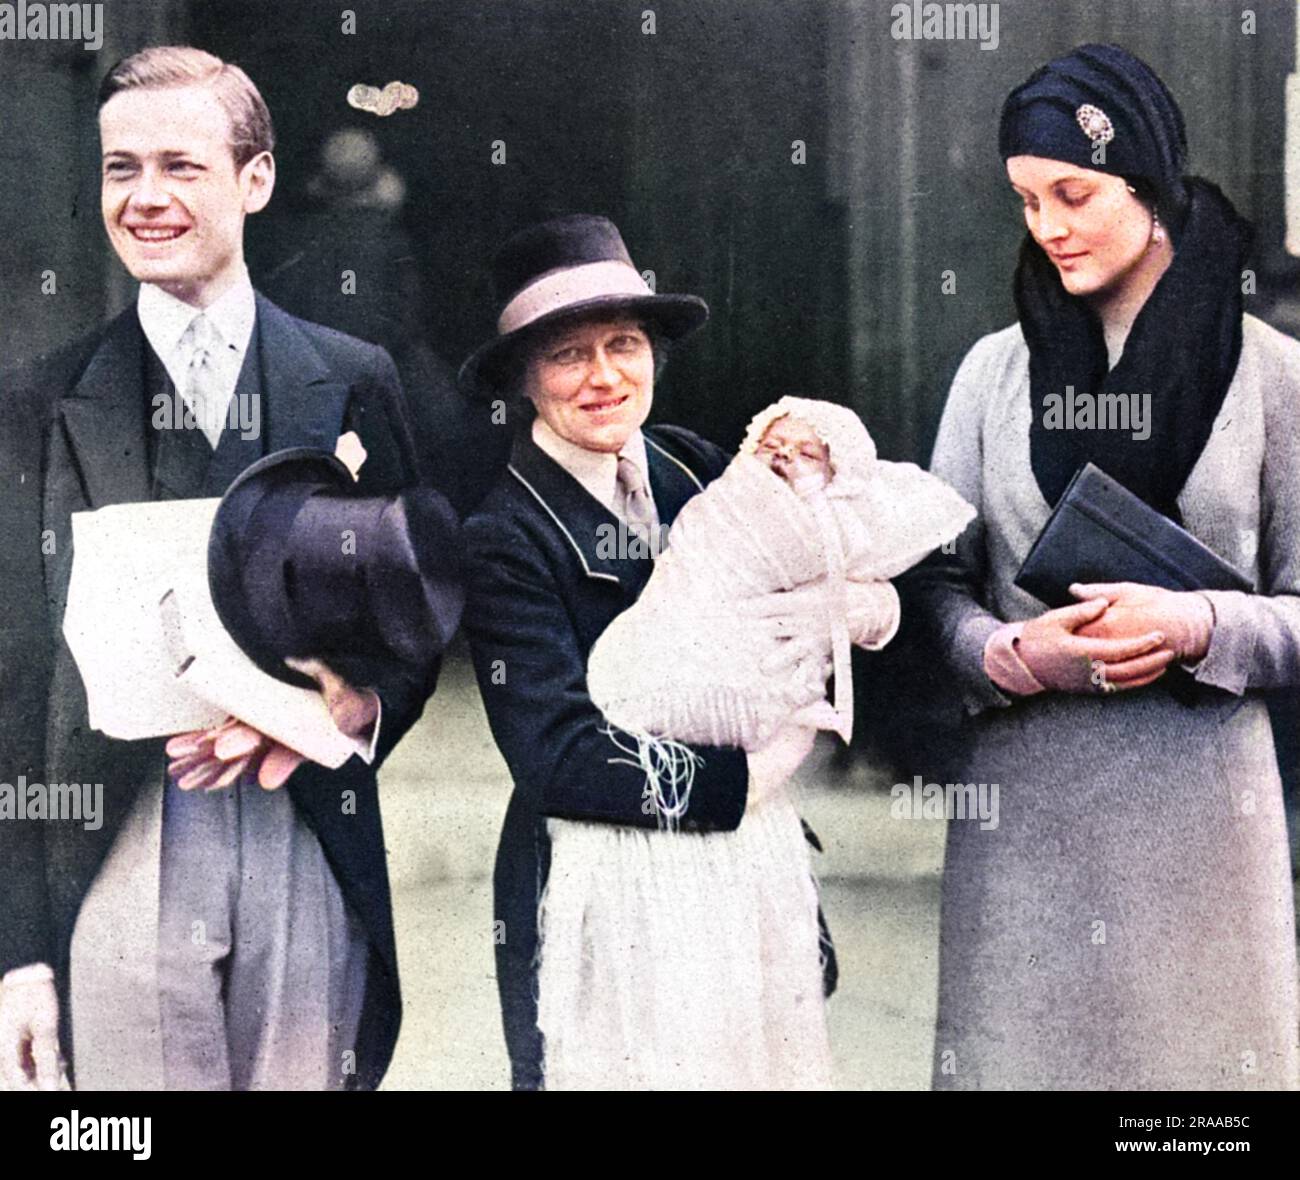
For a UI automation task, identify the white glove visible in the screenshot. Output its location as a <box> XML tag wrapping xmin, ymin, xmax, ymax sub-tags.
<box><xmin>846</xmin><ymin>580</ymin><xmax>901</xmax><ymax>650</ymax></box>
<box><xmin>742</xmin><ymin>580</ymin><xmax>900</xmax><ymax>651</ymax></box>
<box><xmin>746</xmin><ymin>723</ymin><xmax>817</xmax><ymax>813</ymax></box>
<box><xmin>0</xmin><ymin>964</ymin><xmax>62</xmax><ymax>1091</ymax></box>
<box><xmin>737</xmin><ymin>582</ymin><xmax>827</xmax><ymax>637</ymax></box>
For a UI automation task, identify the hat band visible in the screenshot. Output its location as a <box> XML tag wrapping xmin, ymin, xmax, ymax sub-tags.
<box><xmin>497</xmin><ymin>260</ymin><xmax>653</xmax><ymax>335</ymax></box>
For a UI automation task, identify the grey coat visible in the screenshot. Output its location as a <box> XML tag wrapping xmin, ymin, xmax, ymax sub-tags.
<box><xmin>911</xmin><ymin>314</ymin><xmax>1300</xmax><ymax>1090</ymax></box>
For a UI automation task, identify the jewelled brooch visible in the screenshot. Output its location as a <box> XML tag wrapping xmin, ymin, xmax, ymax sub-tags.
<box><xmin>1075</xmin><ymin>103</ymin><xmax>1114</xmax><ymax>145</ymax></box>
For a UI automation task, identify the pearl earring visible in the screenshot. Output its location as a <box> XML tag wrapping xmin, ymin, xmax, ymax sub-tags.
<box><xmin>1152</xmin><ymin>212</ymin><xmax>1166</xmax><ymax>245</ymax></box>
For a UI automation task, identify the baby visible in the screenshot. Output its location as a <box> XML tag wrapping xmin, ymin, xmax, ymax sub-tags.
<box><xmin>753</xmin><ymin>410</ymin><xmax>836</xmax><ymax>494</ymax></box>
<box><xmin>585</xmin><ymin>395</ymin><xmax>975</xmax><ymax>819</ymax></box>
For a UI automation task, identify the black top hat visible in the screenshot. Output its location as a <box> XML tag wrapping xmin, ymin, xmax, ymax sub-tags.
<box><xmin>208</xmin><ymin>448</ymin><xmax>464</xmax><ymax>692</ymax></box>
<box><xmin>458</xmin><ymin>213</ymin><xmax>709</xmax><ymax>399</ymax></box>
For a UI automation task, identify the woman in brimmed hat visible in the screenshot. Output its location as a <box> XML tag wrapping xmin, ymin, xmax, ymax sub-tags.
<box><xmin>908</xmin><ymin>44</ymin><xmax>1300</xmax><ymax>1089</ymax></box>
<box><xmin>459</xmin><ymin>214</ymin><xmax>844</xmax><ymax>1089</ymax></box>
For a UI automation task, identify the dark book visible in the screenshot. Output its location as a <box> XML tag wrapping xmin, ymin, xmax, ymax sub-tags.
<box><xmin>1015</xmin><ymin>462</ymin><xmax>1254</xmax><ymax>608</ymax></box>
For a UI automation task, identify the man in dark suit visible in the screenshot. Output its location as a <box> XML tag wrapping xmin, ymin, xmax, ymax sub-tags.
<box><xmin>459</xmin><ymin>215</ymin><xmax>839</xmax><ymax>1089</ymax></box>
<box><xmin>0</xmin><ymin>46</ymin><xmax>439</xmax><ymax>1091</ymax></box>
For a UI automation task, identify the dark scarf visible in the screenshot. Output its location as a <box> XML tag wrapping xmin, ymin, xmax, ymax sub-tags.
<box><xmin>1017</xmin><ymin>178</ymin><xmax>1252</xmax><ymax>520</ymax></box>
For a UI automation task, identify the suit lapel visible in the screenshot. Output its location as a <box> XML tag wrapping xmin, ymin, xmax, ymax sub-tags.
<box><xmin>256</xmin><ymin>295</ymin><xmax>351</xmax><ymax>452</ymax></box>
<box><xmin>507</xmin><ymin>431</ymin><xmax>646</xmax><ymax>590</ymax></box>
<box><xmin>507</xmin><ymin>428</ymin><xmax>709</xmax><ymax>595</ymax></box>
<box><xmin>43</xmin><ymin>309</ymin><xmax>161</xmax><ymax>866</ymax></box>
<box><xmin>56</xmin><ymin>308</ymin><xmax>152</xmax><ymax>509</ymax></box>
<box><xmin>56</xmin><ymin>296</ymin><xmax>351</xmax><ymax>509</ymax></box>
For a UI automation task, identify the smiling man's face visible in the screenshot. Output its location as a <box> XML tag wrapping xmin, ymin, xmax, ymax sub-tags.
<box><xmin>99</xmin><ymin>83</ymin><xmax>274</xmax><ymax>308</ymax></box>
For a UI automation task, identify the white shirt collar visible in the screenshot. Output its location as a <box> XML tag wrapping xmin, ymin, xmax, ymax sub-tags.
<box><xmin>531</xmin><ymin>415</ymin><xmax>652</xmax><ymax>514</ymax></box>
<box><xmin>137</xmin><ymin>269</ymin><xmax>257</xmax><ymax>365</ymax></box>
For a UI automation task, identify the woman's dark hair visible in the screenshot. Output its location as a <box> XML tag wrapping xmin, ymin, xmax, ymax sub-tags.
<box><xmin>1124</xmin><ymin>175</ymin><xmax>1188</xmax><ymax>242</ymax></box>
<box><xmin>1124</xmin><ymin>176</ymin><xmax>1160</xmax><ymax>218</ymax></box>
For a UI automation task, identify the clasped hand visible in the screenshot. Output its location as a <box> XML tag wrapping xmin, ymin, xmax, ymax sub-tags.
<box><xmin>164</xmin><ymin>658</ymin><xmax>378</xmax><ymax>791</ymax></box>
<box><xmin>1009</xmin><ymin>582</ymin><xmax>1213</xmax><ymax>695</ymax></box>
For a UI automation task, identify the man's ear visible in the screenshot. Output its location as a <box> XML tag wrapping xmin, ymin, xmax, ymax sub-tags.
<box><xmin>240</xmin><ymin>151</ymin><xmax>276</xmax><ymax>215</ymax></box>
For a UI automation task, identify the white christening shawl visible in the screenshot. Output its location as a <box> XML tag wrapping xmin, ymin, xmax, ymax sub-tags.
<box><xmin>537</xmin><ymin>398</ymin><xmax>973</xmax><ymax>1090</ymax></box>
<box><xmin>587</xmin><ymin>396</ymin><xmax>975</xmax><ymax>817</ymax></box>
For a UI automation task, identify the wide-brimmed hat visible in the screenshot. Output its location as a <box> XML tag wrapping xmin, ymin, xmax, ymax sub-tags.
<box><xmin>458</xmin><ymin>213</ymin><xmax>709</xmax><ymax>399</ymax></box>
<box><xmin>208</xmin><ymin>448</ymin><xmax>464</xmax><ymax>691</ymax></box>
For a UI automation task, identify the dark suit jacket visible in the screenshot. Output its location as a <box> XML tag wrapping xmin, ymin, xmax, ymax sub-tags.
<box><xmin>463</xmin><ymin>423</ymin><xmax>836</xmax><ymax>1090</ymax></box>
<box><xmin>0</xmin><ymin>294</ymin><xmax>440</xmax><ymax>1090</ymax></box>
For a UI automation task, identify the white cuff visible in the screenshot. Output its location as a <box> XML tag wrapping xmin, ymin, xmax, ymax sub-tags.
<box><xmin>850</xmin><ymin>581</ymin><xmax>902</xmax><ymax>650</ymax></box>
<box><xmin>857</xmin><ymin>582</ymin><xmax>902</xmax><ymax>650</ymax></box>
<box><xmin>349</xmin><ymin>693</ymin><xmax>382</xmax><ymax>765</ymax></box>
<box><xmin>3</xmin><ymin>963</ymin><xmax>54</xmax><ymax>988</ymax></box>
<box><xmin>983</xmin><ymin>621</ymin><xmax>1047</xmax><ymax>697</ymax></box>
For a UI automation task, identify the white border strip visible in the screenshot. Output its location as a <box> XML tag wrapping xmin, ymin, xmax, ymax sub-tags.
<box><xmin>644</xmin><ymin>436</ymin><xmax>705</xmax><ymax>492</ymax></box>
<box><xmin>497</xmin><ymin>261</ymin><xmax>651</xmax><ymax>335</ymax></box>
<box><xmin>507</xmin><ymin>464</ymin><xmax>621</xmax><ymax>584</ymax></box>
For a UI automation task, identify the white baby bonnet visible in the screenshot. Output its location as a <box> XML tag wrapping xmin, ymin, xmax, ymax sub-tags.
<box><xmin>740</xmin><ymin>395</ymin><xmax>976</xmax><ymax>580</ymax></box>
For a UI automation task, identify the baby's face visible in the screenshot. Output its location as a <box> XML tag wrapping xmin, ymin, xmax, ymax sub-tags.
<box><xmin>756</xmin><ymin>415</ymin><xmax>832</xmax><ymax>486</ymax></box>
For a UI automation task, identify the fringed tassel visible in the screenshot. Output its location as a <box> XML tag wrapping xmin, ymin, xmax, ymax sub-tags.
<box><xmin>602</xmin><ymin>725</ymin><xmax>702</xmax><ymax>831</ymax></box>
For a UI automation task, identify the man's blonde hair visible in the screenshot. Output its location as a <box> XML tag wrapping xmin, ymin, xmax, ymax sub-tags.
<box><xmin>98</xmin><ymin>46</ymin><xmax>275</xmax><ymax>167</ymax></box>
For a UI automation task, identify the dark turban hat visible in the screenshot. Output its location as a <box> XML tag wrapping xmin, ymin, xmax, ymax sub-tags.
<box><xmin>999</xmin><ymin>43</ymin><xmax>1188</xmax><ymax>226</ymax></box>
